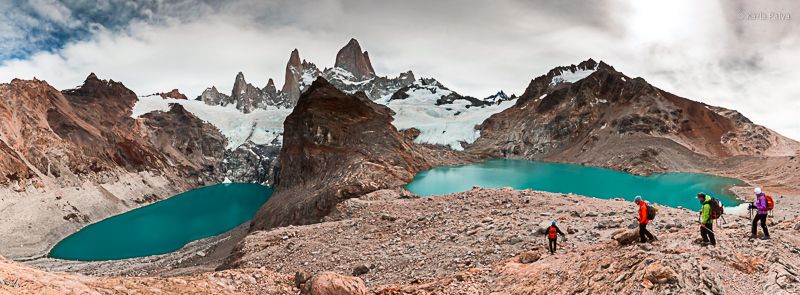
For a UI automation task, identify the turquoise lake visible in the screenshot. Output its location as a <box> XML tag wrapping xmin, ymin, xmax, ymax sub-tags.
<box><xmin>405</xmin><ymin>159</ymin><xmax>745</xmax><ymax>211</ymax></box>
<box><xmin>49</xmin><ymin>183</ymin><xmax>272</xmax><ymax>261</ymax></box>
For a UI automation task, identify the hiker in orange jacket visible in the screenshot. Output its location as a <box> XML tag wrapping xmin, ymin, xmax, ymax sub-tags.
<box><xmin>545</xmin><ymin>220</ymin><xmax>565</xmax><ymax>254</ymax></box>
<box><xmin>634</xmin><ymin>196</ymin><xmax>655</xmax><ymax>243</ymax></box>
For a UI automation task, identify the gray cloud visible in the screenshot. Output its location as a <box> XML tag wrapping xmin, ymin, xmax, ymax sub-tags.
<box><xmin>0</xmin><ymin>0</ymin><xmax>797</xmax><ymax>139</ymax></box>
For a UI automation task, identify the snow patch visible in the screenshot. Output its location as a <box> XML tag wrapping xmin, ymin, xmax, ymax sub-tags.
<box><xmin>550</xmin><ymin>66</ymin><xmax>598</xmax><ymax>85</ymax></box>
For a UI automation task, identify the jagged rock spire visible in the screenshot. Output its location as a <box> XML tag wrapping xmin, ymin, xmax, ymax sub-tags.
<box><xmin>282</xmin><ymin>49</ymin><xmax>303</xmax><ymax>102</ymax></box>
<box><xmin>334</xmin><ymin>38</ymin><xmax>375</xmax><ymax>80</ymax></box>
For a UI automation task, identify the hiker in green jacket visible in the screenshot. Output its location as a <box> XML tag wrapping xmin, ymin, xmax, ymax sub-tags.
<box><xmin>697</xmin><ymin>193</ymin><xmax>716</xmax><ymax>246</ymax></box>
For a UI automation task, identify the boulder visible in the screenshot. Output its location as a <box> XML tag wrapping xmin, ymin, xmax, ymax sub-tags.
<box><xmin>643</xmin><ymin>263</ymin><xmax>678</xmax><ymax>284</ymax></box>
<box><xmin>352</xmin><ymin>264</ymin><xmax>370</xmax><ymax>276</ymax></box>
<box><xmin>303</xmin><ymin>272</ymin><xmax>369</xmax><ymax>295</ymax></box>
<box><xmin>295</xmin><ymin>271</ymin><xmax>311</xmax><ymax>289</ymax></box>
<box><xmin>518</xmin><ymin>251</ymin><xmax>541</xmax><ymax>264</ymax></box>
<box><xmin>611</xmin><ymin>229</ymin><xmax>639</xmax><ymax>246</ymax></box>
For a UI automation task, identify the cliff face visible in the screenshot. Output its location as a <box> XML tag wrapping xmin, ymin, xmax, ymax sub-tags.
<box><xmin>1</xmin><ymin>74</ymin><xmax>157</xmax><ymax>184</ymax></box>
<box><xmin>470</xmin><ymin>59</ymin><xmax>800</xmax><ymax>174</ymax></box>
<box><xmin>139</xmin><ymin>103</ymin><xmax>227</xmax><ymax>175</ymax></box>
<box><xmin>250</xmin><ymin>77</ymin><xmax>438</xmax><ymax>231</ymax></box>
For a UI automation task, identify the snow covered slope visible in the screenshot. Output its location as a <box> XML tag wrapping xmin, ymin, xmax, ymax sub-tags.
<box><xmin>132</xmin><ymin>97</ymin><xmax>291</xmax><ymax>150</ymax></box>
<box><xmin>377</xmin><ymin>78</ymin><xmax>516</xmax><ymax>150</ymax></box>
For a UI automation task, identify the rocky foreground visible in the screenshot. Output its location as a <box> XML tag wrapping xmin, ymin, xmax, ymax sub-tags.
<box><xmin>5</xmin><ymin>187</ymin><xmax>799</xmax><ymax>294</ymax></box>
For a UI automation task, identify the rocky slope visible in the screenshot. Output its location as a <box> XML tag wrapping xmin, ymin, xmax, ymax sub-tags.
<box><xmin>470</xmin><ymin>59</ymin><xmax>800</xmax><ymax>175</ymax></box>
<box><xmin>248</xmin><ymin>77</ymin><xmax>469</xmax><ymax>232</ymax></box>
<box><xmin>0</xmin><ymin>256</ymin><xmax>297</xmax><ymax>294</ymax></box>
<box><xmin>224</xmin><ymin>187</ymin><xmax>800</xmax><ymax>294</ymax></box>
<box><xmin>0</xmin><ymin>74</ymin><xmax>226</xmax><ymax>259</ymax></box>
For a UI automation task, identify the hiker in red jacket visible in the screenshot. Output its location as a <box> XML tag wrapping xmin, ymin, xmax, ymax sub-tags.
<box><xmin>545</xmin><ymin>220</ymin><xmax>565</xmax><ymax>254</ymax></box>
<box><xmin>634</xmin><ymin>196</ymin><xmax>655</xmax><ymax>243</ymax></box>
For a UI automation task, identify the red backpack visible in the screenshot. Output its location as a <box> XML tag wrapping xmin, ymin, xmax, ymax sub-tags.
<box><xmin>765</xmin><ymin>195</ymin><xmax>775</xmax><ymax>211</ymax></box>
<box><xmin>548</xmin><ymin>226</ymin><xmax>557</xmax><ymax>239</ymax></box>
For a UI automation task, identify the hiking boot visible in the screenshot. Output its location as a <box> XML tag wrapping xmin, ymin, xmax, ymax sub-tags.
<box><xmin>760</xmin><ymin>236</ymin><xmax>770</xmax><ymax>240</ymax></box>
<box><xmin>749</xmin><ymin>234</ymin><xmax>756</xmax><ymax>239</ymax></box>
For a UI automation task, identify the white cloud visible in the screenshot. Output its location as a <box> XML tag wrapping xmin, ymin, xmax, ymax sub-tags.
<box><xmin>28</xmin><ymin>0</ymin><xmax>81</xmax><ymax>28</ymax></box>
<box><xmin>0</xmin><ymin>0</ymin><xmax>797</xmax><ymax>140</ymax></box>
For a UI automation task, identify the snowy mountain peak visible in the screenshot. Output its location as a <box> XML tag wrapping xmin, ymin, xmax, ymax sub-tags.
<box><xmin>195</xmin><ymin>39</ymin><xmax>417</xmax><ymax>111</ymax></box>
<box><xmin>485</xmin><ymin>91</ymin><xmax>511</xmax><ymax>103</ymax></box>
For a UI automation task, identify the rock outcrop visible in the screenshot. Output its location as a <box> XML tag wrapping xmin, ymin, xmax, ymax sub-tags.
<box><xmin>139</xmin><ymin>103</ymin><xmax>226</xmax><ymax>176</ymax></box>
<box><xmin>471</xmin><ymin>59</ymin><xmax>800</xmax><ymax>175</ymax></box>
<box><xmin>157</xmin><ymin>89</ymin><xmax>188</xmax><ymax>100</ymax></box>
<box><xmin>198</xmin><ymin>86</ymin><xmax>232</xmax><ymax>106</ymax></box>
<box><xmin>249</xmin><ymin>77</ymin><xmax>436</xmax><ymax>231</ymax></box>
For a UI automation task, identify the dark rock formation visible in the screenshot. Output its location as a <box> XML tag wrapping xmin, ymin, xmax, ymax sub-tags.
<box><xmin>250</xmin><ymin>77</ymin><xmax>436</xmax><ymax>231</ymax></box>
<box><xmin>222</xmin><ymin>141</ymin><xmax>281</xmax><ymax>186</ymax></box>
<box><xmin>198</xmin><ymin>86</ymin><xmax>232</xmax><ymax>106</ymax></box>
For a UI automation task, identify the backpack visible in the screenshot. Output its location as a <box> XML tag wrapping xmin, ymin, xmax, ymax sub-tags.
<box><xmin>646</xmin><ymin>205</ymin><xmax>657</xmax><ymax>220</ymax></box>
<box><xmin>548</xmin><ymin>226</ymin><xmax>558</xmax><ymax>239</ymax></box>
<box><xmin>708</xmin><ymin>197</ymin><xmax>723</xmax><ymax>219</ymax></box>
<box><xmin>765</xmin><ymin>195</ymin><xmax>775</xmax><ymax>211</ymax></box>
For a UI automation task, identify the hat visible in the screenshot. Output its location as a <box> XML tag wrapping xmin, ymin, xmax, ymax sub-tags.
<box><xmin>633</xmin><ymin>195</ymin><xmax>642</xmax><ymax>203</ymax></box>
<box><xmin>754</xmin><ymin>187</ymin><xmax>762</xmax><ymax>194</ymax></box>
<box><xmin>552</xmin><ymin>220</ymin><xmax>556</xmax><ymax>225</ymax></box>
<box><xmin>697</xmin><ymin>193</ymin><xmax>706</xmax><ymax>198</ymax></box>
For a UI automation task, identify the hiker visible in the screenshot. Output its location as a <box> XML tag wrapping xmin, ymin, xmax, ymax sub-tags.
<box><xmin>697</xmin><ymin>193</ymin><xmax>716</xmax><ymax>246</ymax></box>
<box><xmin>634</xmin><ymin>196</ymin><xmax>656</xmax><ymax>243</ymax></box>
<box><xmin>545</xmin><ymin>220</ymin><xmax>565</xmax><ymax>254</ymax></box>
<box><xmin>749</xmin><ymin>187</ymin><xmax>771</xmax><ymax>240</ymax></box>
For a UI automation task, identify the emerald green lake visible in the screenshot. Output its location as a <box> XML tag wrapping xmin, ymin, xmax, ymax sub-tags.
<box><xmin>49</xmin><ymin>183</ymin><xmax>271</xmax><ymax>261</ymax></box>
<box><xmin>405</xmin><ymin>159</ymin><xmax>744</xmax><ymax>211</ymax></box>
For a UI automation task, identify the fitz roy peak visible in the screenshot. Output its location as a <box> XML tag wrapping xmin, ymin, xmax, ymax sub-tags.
<box><xmin>334</xmin><ymin>38</ymin><xmax>376</xmax><ymax>80</ymax></box>
<box><xmin>197</xmin><ymin>38</ymin><xmax>417</xmax><ymax>112</ymax></box>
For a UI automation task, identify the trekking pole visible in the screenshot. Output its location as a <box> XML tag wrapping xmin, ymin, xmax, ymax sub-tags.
<box><xmin>699</xmin><ymin>223</ymin><xmax>715</xmax><ymax>234</ymax></box>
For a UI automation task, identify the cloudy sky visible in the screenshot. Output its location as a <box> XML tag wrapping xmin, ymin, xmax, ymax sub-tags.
<box><xmin>1</xmin><ymin>0</ymin><xmax>798</xmax><ymax>139</ymax></box>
